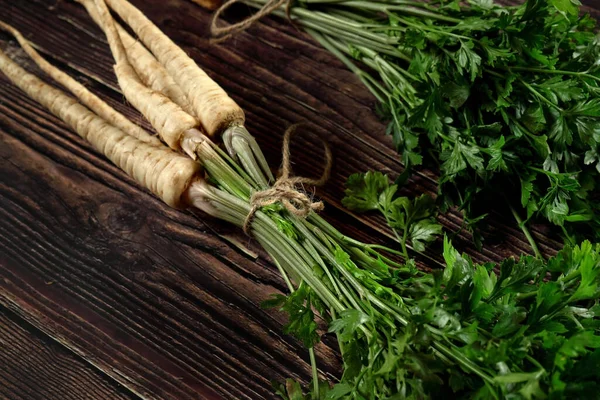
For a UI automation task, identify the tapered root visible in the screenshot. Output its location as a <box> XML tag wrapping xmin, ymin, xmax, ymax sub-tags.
<box><xmin>0</xmin><ymin>21</ymin><xmax>160</xmax><ymax>146</ymax></box>
<box><xmin>76</xmin><ymin>0</ymin><xmax>194</xmax><ymax>116</ymax></box>
<box><xmin>105</xmin><ymin>0</ymin><xmax>245</xmax><ymax>137</ymax></box>
<box><xmin>0</xmin><ymin>49</ymin><xmax>200</xmax><ymax>208</ymax></box>
<box><xmin>92</xmin><ymin>0</ymin><xmax>199</xmax><ymax>150</ymax></box>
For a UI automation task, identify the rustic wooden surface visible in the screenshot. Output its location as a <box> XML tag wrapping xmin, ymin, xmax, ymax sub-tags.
<box><xmin>0</xmin><ymin>307</ymin><xmax>138</xmax><ymax>400</ymax></box>
<box><xmin>0</xmin><ymin>1</ymin><xmax>598</xmax><ymax>399</ymax></box>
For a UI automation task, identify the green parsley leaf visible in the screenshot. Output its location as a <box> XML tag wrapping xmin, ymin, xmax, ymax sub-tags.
<box><xmin>342</xmin><ymin>171</ymin><xmax>389</xmax><ymax>212</ymax></box>
<box><xmin>487</xmin><ymin>136</ymin><xmax>509</xmax><ymax>172</ymax></box>
<box><xmin>329</xmin><ymin>309</ymin><xmax>370</xmax><ymax>341</ymax></box>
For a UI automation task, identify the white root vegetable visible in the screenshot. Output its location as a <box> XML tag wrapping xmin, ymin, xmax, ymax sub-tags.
<box><xmin>0</xmin><ymin>48</ymin><xmax>200</xmax><ymax>208</ymax></box>
<box><xmin>0</xmin><ymin>21</ymin><xmax>160</xmax><ymax>146</ymax></box>
<box><xmin>76</xmin><ymin>0</ymin><xmax>195</xmax><ymax>117</ymax></box>
<box><xmin>105</xmin><ymin>0</ymin><xmax>245</xmax><ymax>137</ymax></box>
<box><xmin>92</xmin><ymin>0</ymin><xmax>199</xmax><ymax>150</ymax></box>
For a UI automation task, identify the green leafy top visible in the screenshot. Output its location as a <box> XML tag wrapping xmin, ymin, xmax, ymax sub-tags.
<box><xmin>276</xmin><ymin>238</ymin><xmax>600</xmax><ymax>400</ymax></box>
<box><xmin>343</xmin><ymin>171</ymin><xmax>443</xmax><ymax>256</ymax></box>
<box><xmin>287</xmin><ymin>0</ymin><xmax>600</xmax><ymax>245</ymax></box>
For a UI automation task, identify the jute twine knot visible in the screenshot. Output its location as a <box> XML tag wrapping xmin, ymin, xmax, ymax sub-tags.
<box><xmin>243</xmin><ymin>123</ymin><xmax>332</xmax><ymax>234</ymax></box>
<box><xmin>210</xmin><ymin>0</ymin><xmax>296</xmax><ymax>43</ymax></box>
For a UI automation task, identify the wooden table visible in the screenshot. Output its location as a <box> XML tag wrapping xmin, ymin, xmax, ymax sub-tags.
<box><xmin>1</xmin><ymin>1</ymin><xmax>598</xmax><ymax>399</ymax></box>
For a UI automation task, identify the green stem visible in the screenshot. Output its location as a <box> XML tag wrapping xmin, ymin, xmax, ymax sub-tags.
<box><xmin>338</xmin><ymin>1</ymin><xmax>461</xmax><ymax>23</ymax></box>
<box><xmin>256</xmin><ymin>228</ymin><xmax>333</xmax><ymax>305</ymax></box>
<box><xmin>222</xmin><ymin>126</ymin><xmax>273</xmax><ymax>189</ymax></box>
<box><xmin>301</xmin><ymin>19</ymin><xmax>407</xmax><ymax>60</ymax></box>
<box><xmin>360</xmin><ymin>247</ymin><xmax>404</xmax><ymax>269</ymax></box>
<box><xmin>365</xmin><ymin>244</ymin><xmax>406</xmax><ymax>259</ymax></box>
<box><xmin>201</xmin><ymin>185</ymin><xmax>344</xmax><ymax>311</ymax></box>
<box><xmin>325</xmin><ymin>7</ymin><xmax>378</xmax><ymax>24</ymax></box>
<box><xmin>303</xmin><ymin>0</ymin><xmax>427</xmax><ymax>7</ymax></box>
<box><xmin>432</xmin><ymin>341</ymin><xmax>495</xmax><ymax>385</ymax></box>
<box><xmin>506</xmin><ymin>66</ymin><xmax>600</xmax><ymax>83</ymax></box>
<box><xmin>209</xmin><ymin>139</ymin><xmax>260</xmax><ymax>189</ymax></box>
<box><xmin>196</xmin><ymin>143</ymin><xmax>253</xmax><ymax>200</ymax></box>
<box><xmin>518</xmin><ymin>78</ymin><xmax>563</xmax><ymax>112</ymax></box>
<box><xmin>302</xmin><ymin>239</ymin><xmax>345</xmax><ymax>300</ymax></box>
<box><xmin>393</xmin><ymin>16</ymin><xmax>471</xmax><ymax>41</ymax></box>
<box><xmin>307</xmin><ymin>29</ymin><xmax>362</xmax><ymax>75</ymax></box>
<box><xmin>509</xmin><ymin>203</ymin><xmax>543</xmax><ymax>259</ymax></box>
<box><xmin>379</xmin><ymin>204</ymin><xmax>410</xmax><ymax>260</ymax></box>
<box><xmin>401</xmin><ymin>224</ymin><xmax>409</xmax><ymax>260</ymax></box>
<box><xmin>308</xmin><ymin>213</ymin><xmax>444</xmax><ymax>269</ymax></box>
<box><xmin>270</xmin><ymin>253</ymin><xmax>297</xmax><ymax>294</ymax></box>
<box><xmin>309</xmin><ymin>348</ymin><xmax>319</xmax><ymax>399</ymax></box>
<box><xmin>314</xmin><ymin>34</ymin><xmax>400</xmax><ymax>106</ymax></box>
<box><xmin>266</xmin><ymin>244</ymin><xmax>321</xmax><ymax>399</ymax></box>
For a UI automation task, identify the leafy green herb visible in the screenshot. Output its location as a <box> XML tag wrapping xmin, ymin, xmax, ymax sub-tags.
<box><xmin>205</xmin><ymin>3</ymin><xmax>600</xmax><ymax>397</ymax></box>
<box><xmin>343</xmin><ymin>171</ymin><xmax>443</xmax><ymax>256</ymax></box>
<box><xmin>249</xmin><ymin>0</ymin><xmax>600</xmax><ymax>247</ymax></box>
<box><xmin>262</xmin><ymin>282</ymin><xmax>323</xmax><ymax>348</ymax></box>
<box><xmin>257</xmin><ymin>173</ymin><xmax>600</xmax><ymax>400</ymax></box>
<box><xmin>300</xmin><ymin>240</ymin><xmax>600</xmax><ymax>398</ymax></box>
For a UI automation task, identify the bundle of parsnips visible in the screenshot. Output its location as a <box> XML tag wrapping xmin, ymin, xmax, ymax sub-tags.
<box><xmin>1</xmin><ymin>0</ymin><xmax>600</xmax><ymax>399</ymax></box>
<box><xmin>213</xmin><ymin>0</ymin><xmax>600</xmax><ymax>251</ymax></box>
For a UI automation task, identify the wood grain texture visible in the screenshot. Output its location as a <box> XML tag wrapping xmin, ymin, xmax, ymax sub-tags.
<box><xmin>0</xmin><ymin>306</ymin><xmax>138</xmax><ymax>400</ymax></box>
<box><xmin>0</xmin><ymin>0</ymin><xmax>597</xmax><ymax>399</ymax></box>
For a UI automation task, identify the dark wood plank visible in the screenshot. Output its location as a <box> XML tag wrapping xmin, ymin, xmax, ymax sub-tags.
<box><xmin>0</xmin><ymin>306</ymin><xmax>139</xmax><ymax>400</ymax></box>
<box><xmin>0</xmin><ymin>0</ymin><xmax>597</xmax><ymax>399</ymax></box>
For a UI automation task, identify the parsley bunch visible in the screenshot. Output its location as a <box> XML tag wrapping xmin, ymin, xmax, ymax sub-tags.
<box><xmin>206</xmin><ymin>3</ymin><xmax>600</xmax><ymax>395</ymax></box>
<box><xmin>260</xmin><ymin>172</ymin><xmax>599</xmax><ymax>400</ymax></box>
<box><xmin>272</xmin><ymin>231</ymin><xmax>600</xmax><ymax>400</ymax></box>
<box><xmin>245</xmin><ymin>0</ymin><xmax>600</xmax><ymax>247</ymax></box>
<box><xmin>272</xmin><ymin>238</ymin><xmax>600</xmax><ymax>399</ymax></box>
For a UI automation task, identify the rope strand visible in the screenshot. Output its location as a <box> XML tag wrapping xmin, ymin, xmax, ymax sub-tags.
<box><xmin>243</xmin><ymin>124</ymin><xmax>332</xmax><ymax>234</ymax></box>
<box><xmin>210</xmin><ymin>0</ymin><xmax>294</xmax><ymax>43</ymax></box>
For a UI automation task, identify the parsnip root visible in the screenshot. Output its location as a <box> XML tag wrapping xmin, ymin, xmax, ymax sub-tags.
<box><xmin>76</xmin><ymin>0</ymin><xmax>195</xmax><ymax>117</ymax></box>
<box><xmin>0</xmin><ymin>48</ymin><xmax>200</xmax><ymax>208</ymax></box>
<box><xmin>92</xmin><ymin>0</ymin><xmax>199</xmax><ymax>150</ymax></box>
<box><xmin>105</xmin><ymin>0</ymin><xmax>245</xmax><ymax>137</ymax></box>
<box><xmin>0</xmin><ymin>21</ymin><xmax>160</xmax><ymax>146</ymax></box>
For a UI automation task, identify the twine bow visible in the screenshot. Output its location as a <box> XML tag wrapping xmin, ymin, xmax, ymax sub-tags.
<box><xmin>243</xmin><ymin>124</ymin><xmax>332</xmax><ymax>234</ymax></box>
<box><xmin>210</xmin><ymin>0</ymin><xmax>296</xmax><ymax>43</ymax></box>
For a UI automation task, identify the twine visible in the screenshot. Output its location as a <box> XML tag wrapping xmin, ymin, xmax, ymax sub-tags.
<box><xmin>210</xmin><ymin>0</ymin><xmax>295</xmax><ymax>43</ymax></box>
<box><xmin>243</xmin><ymin>124</ymin><xmax>332</xmax><ymax>234</ymax></box>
